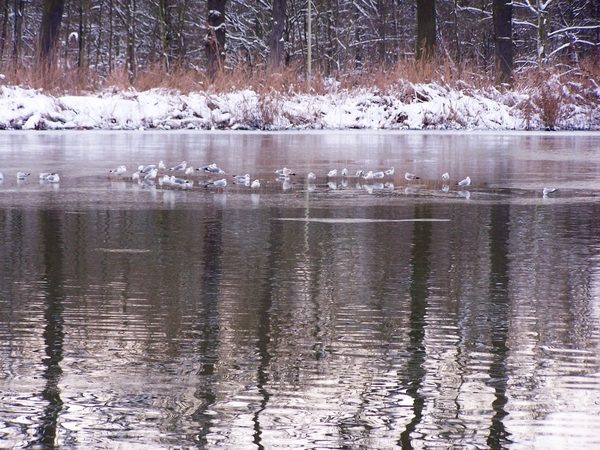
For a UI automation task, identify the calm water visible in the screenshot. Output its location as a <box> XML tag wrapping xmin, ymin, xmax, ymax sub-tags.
<box><xmin>1</xmin><ymin>131</ymin><xmax>600</xmax><ymax>449</ymax></box>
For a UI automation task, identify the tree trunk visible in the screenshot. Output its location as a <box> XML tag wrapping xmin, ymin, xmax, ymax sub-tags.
<box><xmin>269</xmin><ymin>0</ymin><xmax>286</xmax><ymax>69</ymax></box>
<box><xmin>205</xmin><ymin>0</ymin><xmax>227</xmax><ymax>79</ymax></box>
<box><xmin>0</xmin><ymin>0</ymin><xmax>9</xmax><ymax>60</ymax></box>
<box><xmin>493</xmin><ymin>0</ymin><xmax>513</xmax><ymax>85</ymax></box>
<box><xmin>12</xmin><ymin>0</ymin><xmax>25</xmax><ymax>64</ymax></box>
<box><xmin>416</xmin><ymin>0</ymin><xmax>435</xmax><ymax>60</ymax></box>
<box><xmin>38</xmin><ymin>0</ymin><xmax>65</xmax><ymax>69</ymax></box>
<box><xmin>126</xmin><ymin>0</ymin><xmax>136</xmax><ymax>82</ymax></box>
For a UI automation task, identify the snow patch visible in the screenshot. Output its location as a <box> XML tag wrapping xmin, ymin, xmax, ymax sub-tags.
<box><xmin>0</xmin><ymin>82</ymin><xmax>597</xmax><ymax>131</ymax></box>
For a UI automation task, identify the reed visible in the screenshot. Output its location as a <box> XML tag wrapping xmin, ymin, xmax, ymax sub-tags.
<box><xmin>1</xmin><ymin>55</ymin><xmax>598</xmax><ymax>129</ymax></box>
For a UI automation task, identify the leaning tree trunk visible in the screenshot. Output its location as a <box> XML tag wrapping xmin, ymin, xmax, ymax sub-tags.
<box><xmin>493</xmin><ymin>0</ymin><xmax>513</xmax><ymax>85</ymax></box>
<box><xmin>38</xmin><ymin>0</ymin><xmax>65</xmax><ymax>70</ymax></box>
<box><xmin>416</xmin><ymin>0</ymin><xmax>436</xmax><ymax>60</ymax></box>
<box><xmin>205</xmin><ymin>0</ymin><xmax>227</xmax><ymax>79</ymax></box>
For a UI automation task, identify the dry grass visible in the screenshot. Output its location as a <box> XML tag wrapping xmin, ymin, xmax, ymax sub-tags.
<box><xmin>2</xmin><ymin>55</ymin><xmax>597</xmax><ymax>95</ymax></box>
<box><xmin>1</xmin><ymin>55</ymin><xmax>599</xmax><ymax>129</ymax></box>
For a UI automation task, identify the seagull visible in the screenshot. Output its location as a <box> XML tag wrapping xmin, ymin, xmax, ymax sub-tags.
<box><xmin>251</xmin><ymin>179</ymin><xmax>260</xmax><ymax>189</ymax></box>
<box><xmin>17</xmin><ymin>172</ymin><xmax>30</xmax><ymax>179</ymax></box>
<box><xmin>543</xmin><ymin>187</ymin><xmax>557</xmax><ymax>196</ymax></box>
<box><xmin>45</xmin><ymin>173</ymin><xmax>60</xmax><ymax>183</ymax></box>
<box><xmin>159</xmin><ymin>174</ymin><xmax>172</xmax><ymax>185</ymax></box>
<box><xmin>442</xmin><ymin>172</ymin><xmax>450</xmax><ymax>181</ymax></box>
<box><xmin>158</xmin><ymin>160</ymin><xmax>167</xmax><ymax>170</ymax></box>
<box><xmin>385</xmin><ymin>167</ymin><xmax>395</xmax><ymax>176</ymax></box>
<box><xmin>457</xmin><ymin>176</ymin><xmax>471</xmax><ymax>186</ymax></box>
<box><xmin>144</xmin><ymin>168</ymin><xmax>158</xmax><ymax>180</ymax></box>
<box><xmin>138</xmin><ymin>164</ymin><xmax>157</xmax><ymax>174</ymax></box>
<box><xmin>372</xmin><ymin>171</ymin><xmax>385</xmax><ymax>179</ymax></box>
<box><xmin>171</xmin><ymin>176</ymin><xmax>193</xmax><ymax>187</ymax></box>
<box><xmin>355</xmin><ymin>169</ymin><xmax>365</xmax><ymax>177</ymax></box>
<box><xmin>185</xmin><ymin>167</ymin><xmax>194</xmax><ymax>175</ymax></box>
<box><xmin>273</xmin><ymin>167</ymin><xmax>296</xmax><ymax>177</ymax></box>
<box><xmin>233</xmin><ymin>174</ymin><xmax>251</xmax><ymax>184</ymax></box>
<box><xmin>39</xmin><ymin>172</ymin><xmax>52</xmax><ymax>180</ymax></box>
<box><xmin>110</xmin><ymin>165</ymin><xmax>127</xmax><ymax>176</ymax></box>
<box><xmin>405</xmin><ymin>172</ymin><xmax>420</xmax><ymax>181</ymax></box>
<box><xmin>327</xmin><ymin>169</ymin><xmax>338</xmax><ymax>177</ymax></box>
<box><xmin>169</xmin><ymin>161</ymin><xmax>187</xmax><ymax>171</ymax></box>
<box><xmin>307</xmin><ymin>172</ymin><xmax>317</xmax><ymax>181</ymax></box>
<box><xmin>196</xmin><ymin>179</ymin><xmax>214</xmax><ymax>187</ymax></box>
<box><xmin>341</xmin><ymin>168</ymin><xmax>349</xmax><ymax>176</ymax></box>
<box><xmin>199</xmin><ymin>163</ymin><xmax>226</xmax><ymax>175</ymax></box>
<box><xmin>208</xmin><ymin>178</ymin><xmax>227</xmax><ymax>188</ymax></box>
<box><xmin>362</xmin><ymin>171</ymin><xmax>374</xmax><ymax>181</ymax></box>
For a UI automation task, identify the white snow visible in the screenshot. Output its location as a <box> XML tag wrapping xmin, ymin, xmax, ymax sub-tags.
<box><xmin>0</xmin><ymin>81</ymin><xmax>597</xmax><ymax>131</ymax></box>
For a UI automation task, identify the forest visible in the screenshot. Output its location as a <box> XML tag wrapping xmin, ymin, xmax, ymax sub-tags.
<box><xmin>1</xmin><ymin>0</ymin><xmax>599</xmax><ymax>90</ymax></box>
<box><xmin>0</xmin><ymin>1</ymin><xmax>599</xmax><ymax>131</ymax></box>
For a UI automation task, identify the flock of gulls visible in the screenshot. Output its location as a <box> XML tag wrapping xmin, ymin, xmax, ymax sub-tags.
<box><xmin>105</xmin><ymin>160</ymin><xmax>475</xmax><ymax>193</ymax></box>
<box><xmin>0</xmin><ymin>161</ymin><xmax>558</xmax><ymax>197</ymax></box>
<box><xmin>0</xmin><ymin>171</ymin><xmax>60</xmax><ymax>183</ymax></box>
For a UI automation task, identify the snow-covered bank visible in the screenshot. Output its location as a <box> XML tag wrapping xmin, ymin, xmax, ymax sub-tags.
<box><xmin>1</xmin><ymin>81</ymin><xmax>598</xmax><ymax>131</ymax></box>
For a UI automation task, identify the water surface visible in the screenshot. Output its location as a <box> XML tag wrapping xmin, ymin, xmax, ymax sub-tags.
<box><xmin>1</xmin><ymin>131</ymin><xmax>600</xmax><ymax>449</ymax></box>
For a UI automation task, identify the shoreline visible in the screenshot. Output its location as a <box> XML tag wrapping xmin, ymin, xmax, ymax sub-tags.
<box><xmin>1</xmin><ymin>83</ymin><xmax>599</xmax><ymax>132</ymax></box>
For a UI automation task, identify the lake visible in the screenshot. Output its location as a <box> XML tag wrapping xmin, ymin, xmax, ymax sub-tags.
<box><xmin>1</xmin><ymin>130</ymin><xmax>599</xmax><ymax>449</ymax></box>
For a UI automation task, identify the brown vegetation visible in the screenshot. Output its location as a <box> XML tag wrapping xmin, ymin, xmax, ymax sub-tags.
<box><xmin>2</xmin><ymin>56</ymin><xmax>598</xmax><ymax>97</ymax></box>
<box><xmin>1</xmin><ymin>55</ymin><xmax>599</xmax><ymax>130</ymax></box>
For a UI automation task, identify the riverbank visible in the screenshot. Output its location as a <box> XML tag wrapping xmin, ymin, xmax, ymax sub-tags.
<box><xmin>1</xmin><ymin>76</ymin><xmax>598</xmax><ymax>131</ymax></box>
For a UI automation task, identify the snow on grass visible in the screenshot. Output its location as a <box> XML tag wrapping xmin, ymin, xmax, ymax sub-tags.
<box><xmin>0</xmin><ymin>81</ymin><xmax>597</xmax><ymax>131</ymax></box>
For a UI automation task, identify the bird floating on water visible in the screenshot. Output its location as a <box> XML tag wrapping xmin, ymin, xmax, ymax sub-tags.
<box><xmin>457</xmin><ymin>176</ymin><xmax>471</xmax><ymax>186</ymax></box>
<box><xmin>251</xmin><ymin>179</ymin><xmax>260</xmax><ymax>189</ymax></box>
<box><xmin>327</xmin><ymin>169</ymin><xmax>338</xmax><ymax>177</ymax></box>
<box><xmin>171</xmin><ymin>176</ymin><xmax>193</xmax><ymax>187</ymax></box>
<box><xmin>385</xmin><ymin>167</ymin><xmax>395</xmax><ymax>176</ymax></box>
<box><xmin>405</xmin><ymin>172</ymin><xmax>420</xmax><ymax>181</ymax></box>
<box><xmin>138</xmin><ymin>164</ymin><xmax>157</xmax><ymax>174</ymax></box>
<box><xmin>208</xmin><ymin>178</ymin><xmax>227</xmax><ymax>188</ymax></box>
<box><xmin>158</xmin><ymin>160</ymin><xmax>167</xmax><ymax>170</ymax></box>
<box><xmin>442</xmin><ymin>172</ymin><xmax>450</xmax><ymax>181</ymax></box>
<box><xmin>307</xmin><ymin>172</ymin><xmax>316</xmax><ymax>181</ymax></box>
<box><xmin>110</xmin><ymin>165</ymin><xmax>127</xmax><ymax>176</ymax></box>
<box><xmin>233</xmin><ymin>174</ymin><xmax>251</xmax><ymax>184</ymax></box>
<box><xmin>199</xmin><ymin>163</ymin><xmax>226</xmax><ymax>175</ymax></box>
<box><xmin>542</xmin><ymin>187</ymin><xmax>557</xmax><ymax>196</ymax></box>
<box><xmin>144</xmin><ymin>168</ymin><xmax>158</xmax><ymax>180</ymax></box>
<box><xmin>273</xmin><ymin>167</ymin><xmax>295</xmax><ymax>177</ymax></box>
<box><xmin>169</xmin><ymin>161</ymin><xmax>187</xmax><ymax>172</ymax></box>
<box><xmin>17</xmin><ymin>172</ymin><xmax>30</xmax><ymax>179</ymax></box>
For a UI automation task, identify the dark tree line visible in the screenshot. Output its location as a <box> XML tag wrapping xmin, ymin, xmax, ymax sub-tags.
<box><xmin>1</xmin><ymin>0</ymin><xmax>598</xmax><ymax>85</ymax></box>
